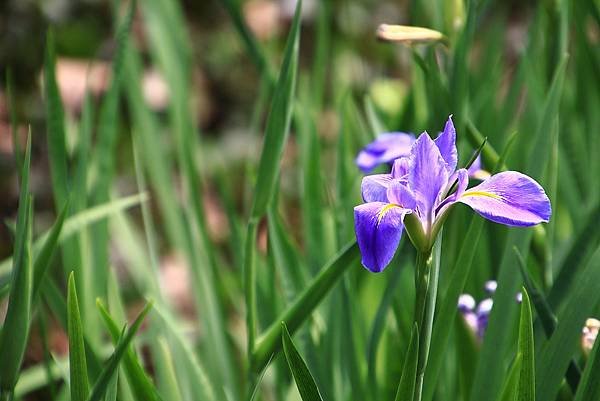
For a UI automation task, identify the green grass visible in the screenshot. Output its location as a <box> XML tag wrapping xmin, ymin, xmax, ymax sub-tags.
<box><xmin>1</xmin><ymin>0</ymin><xmax>600</xmax><ymax>400</ymax></box>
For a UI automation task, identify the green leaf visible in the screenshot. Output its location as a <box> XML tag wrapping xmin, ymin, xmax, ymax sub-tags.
<box><xmin>249</xmin><ymin>0</ymin><xmax>301</xmax><ymax>218</ymax></box>
<box><xmin>423</xmin><ymin>215</ymin><xmax>484</xmax><ymax>401</ymax></box>
<box><xmin>469</xmin><ymin>55</ymin><xmax>567</xmax><ymax>401</ymax></box>
<box><xmin>535</xmin><ymin>243</ymin><xmax>600</xmax><ymax>401</ymax></box>
<box><xmin>515</xmin><ymin>247</ymin><xmax>581</xmax><ymax>392</ymax></box>
<box><xmin>96</xmin><ymin>300</ymin><xmax>162</xmax><ymax>401</ymax></box>
<box><xmin>394</xmin><ymin>324</ymin><xmax>419</xmax><ymax>401</ymax></box>
<box><xmin>573</xmin><ymin>323</ymin><xmax>600</xmax><ymax>401</ymax></box>
<box><xmin>516</xmin><ymin>288</ymin><xmax>535</xmax><ymax>401</ymax></box>
<box><xmin>281</xmin><ymin>322</ymin><xmax>324</xmax><ymax>401</ymax></box>
<box><xmin>0</xmin><ymin>195</ymin><xmax>33</xmax><ymax>396</ymax></box>
<box><xmin>32</xmin><ymin>200</ymin><xmax>69</xmax><ymax>298</ymax></box>
<box><xmin>87</xmin><ymin>301</ymin><xmax>153</xmax><ymax>401</ymax></box>
<box><xmin>252</xmin><ymin>241</ymin><xmax>360</xmax><ymax>373</ymax></box>
<box><xmin>496</xmin><ymin>355</ymin><xmax>522</xmax><ymax>401</ymax></box>
<box><xmin>68</xmin><ymin>272</ymin><xmax>90</xmax><ymax>401</ymax></box>
<box><xmin>0</xmin><ymin>193</ymin><xmax>148</xmax><ymax>284</ymax></box>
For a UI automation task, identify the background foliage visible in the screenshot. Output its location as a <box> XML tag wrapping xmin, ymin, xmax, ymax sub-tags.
<box><xmin>0</xmin><ymin>0</ymin><xmax>599</xmax><ymax>400</ymax></box>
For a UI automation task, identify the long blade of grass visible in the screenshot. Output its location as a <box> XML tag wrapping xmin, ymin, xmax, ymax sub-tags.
<box><xmin>535</xmin><ymin>243</ymin><xmax>600</xmax><ymax>401</ymax></box>
<box><xmin>245</xmin><ymin>0</ymin><xmax>301</xmax><ymax>358</ymax></box>
<box><xmin>515</xmin><ymin>247</ymin><xmax>581</xmax><ymax>392</ymax></box>
<box><xmin>423</xmin><ymin>215</ymin><xmax>484</xmax><ymax>401</ymax></box>
<box><xmin>469</xmin><ymin>54</ymin><xmax>567</xmax><ymax>401</ymax></box>
<box><xmin>0</xmin><ymin>193</ymin><xmax>148</xmax><ymax>283</ymax></box>
<box><xmin>573</xmin><ymin>324</ymin><xmax>600</xmax><ymax>401</ymax></box>
<box><xmin>281</xmin><ymin>322</ymin><xmax>324</xmax><ymax>401</ymax></box>
<box><xmin>32</xmin><ymin>200</ymin><xmax>69</xmax><ymax>298</ymax></box>
<box><xmin>87</xmin><ymin>301</ymin><xmax>153</xmax><ymax>401</ymax></box>
<box><xmin>516</xmin><ymin>289</ymin><xmax>535</xmax><ymax>401</ymax></box>
<box><xmin>252</xmin><ymin>241</ymin><xmax>360</xmax><ymax>372</ymax></box>
<box><xmin>0</xmin><ymin>137</ymin><xmax>33</xmax><ymax>398</ymax></box>
<box><xmin>68</xmin><ymin>272</ymin><xmax>90</xmax><ymax>401</ymax></box>
<box><xmin>96</xmin><ymin>300</ymin><xmax>162</xmax><ymax>401</ymax></box>
<box><xmin>394</xmin><ymin>324</ymin><xmax>419</xmax><ymax>401</ymax></box>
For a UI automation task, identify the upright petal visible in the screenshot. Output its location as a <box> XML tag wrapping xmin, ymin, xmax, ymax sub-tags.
<box><xmin>387</xmin><ymin>181</ymin><xmax>417</xmax><ymax>209</ymax></box>
<box><xmin>434</xmin><ymin>116</ymin><xmax>458</xmax><ymax>173</ymax></box>
<box><xmin>361</xmin><ymin>174</ymin><xmax>393</xmax><ymax>202</ymax></box>
<box><xmin>354</xmin><ymin>202</ymin><xmax>409</xmax><ymax>272</ymax></box>
<box><xmin>409</xmin><ymin>133</ymin><xmax>449</xmax><ymax>224</ymax></box>
<box><xmin>458</xmin><ymin>171</ymin><xmax>551</xmax><ymax>227</ymax></box>
<box><xmin>436</xmin><ymin>168</ymin><xmax>469</xmax><ymax>218</ymax></box>
<box><xmin>356</xmin><ymin>133</ymin><xmax>415</xmax><ymax>172</ymax></box>
<box><xmin>391</xmin><ymin>157</ymin><xmax>411</xmax><ymax>179</ymax></box>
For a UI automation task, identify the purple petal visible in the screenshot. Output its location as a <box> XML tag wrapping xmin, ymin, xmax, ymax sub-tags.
<box><xmin>356</xmin><ymin>133</ymin><xmax>415</xmax><ymax>173</ymax></box>
<box><xmin>361</xmin><ymin>174</ymin><xmax>393</xmax><ymax>202</ymax></box>
<box><xmin>458</xmin><ymin>294</ymin><xmax>476</xmax><ymax>312</ymax></box>
<box><xmin>409</xmin><ymin>133</ymin><xmax>449</xmax><ymax>224</ymax></box>
<box><xmin>467</xmin><ymin>155</ymin><xmax>491</xmax><ymax>180</ymax></box>
<box><xmin>484</xmin><ymin>280</ymin><xmax>497</xmax><ymax>294</ymax></box>
<box><xmin>391</xmin><ymin>157</ymin><xmax>411</xmax><ymax>180</ymax></box>
<box><xmin>458</xmin><ymin>171</ymin><xmax>552</xmax><ymax>227</ymax></box>
<box><xmin>354</xmin><ymin>202</ymin><xmax>409</xmax><ymax>272</ymax></box>
<box><xmin>434</xmin><ymin>116</ymin><xmax>458</xmax><ymax>173</ymax></box>
<box><xmin>386</xmin><ymin>181</ymin><xmax>416</xmax><ymax>210</ymax></box>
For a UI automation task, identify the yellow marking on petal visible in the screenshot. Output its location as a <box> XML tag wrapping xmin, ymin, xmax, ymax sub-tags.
<box><xmin>461</xmin><ymin>190</ymin><xmax>502</xmax><ymax>200</ymax></box>
<box><xmin>377</xmin><ymin>204</ymin><xmax>401</xmax><ymax>225</ymax></box>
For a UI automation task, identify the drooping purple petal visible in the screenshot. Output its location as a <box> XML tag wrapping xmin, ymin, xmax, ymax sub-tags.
<box><xmin>409</xmin><ymin>133</ymin><xmax>449</xmax><ymax>225</ymax></box>
<box><xmin>387</xmin><ymin>181</ymin><xmax>416</xmax><ymax>210</ymax></box>
<box><xmin>356</xmin><ymin>133</ymin><xmax>415</xmax><ymax>173</ymax></box>
<box><xmin>361</xmin><ymin>174</ymin><xmax>393</xmax><ymax>203</ymax></box>
<box><xmin>434</xmin><ymin>116</ymin><xmax>458</xmax><ymax>173</ymax></box>
<box><xmin>458</xmin><ymin>171</ymin><xmax>552</xmax><ymax>227</ymax></box>
<box><xmin>354</xmin><ymin>202</ymin><xmax>410</xmax><ymax>272</ymax></box>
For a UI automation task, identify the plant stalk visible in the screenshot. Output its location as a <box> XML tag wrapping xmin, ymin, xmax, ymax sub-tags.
<box><xmin>413</xmin><ymin>232</ymin><xmax>443</xmax><ymax>401</ymax></box>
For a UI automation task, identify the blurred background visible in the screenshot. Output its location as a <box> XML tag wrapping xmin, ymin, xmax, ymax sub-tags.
<box><xmin>0</xmin><ymin>0</ymin><xmax>599</xmax><ymax>400</ymax></box>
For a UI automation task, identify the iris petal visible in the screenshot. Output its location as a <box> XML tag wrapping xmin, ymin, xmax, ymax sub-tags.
<box><xmin>356</xmin><ymin>133</ymin><xmax>415</xmax><ymax>172</ymax></box>
<box><xmin>434</xmin><ymin>116</ymin><xmax>458</xmax><ymax>173</ymax></box>
<box><xmin>458</xmin><ymin>171</ymin><xmax>551</xmax><ymax>227</ymax></box>
<box><xmin>361</xmin><ymin>174</ymin><xmax>393</xmax><ymax>202</ymax></box>
<box><xmin>409</xmin><ymin>133</ymin><xmax>449</xmax><ymax>223</ymax></box>
<box><xmin>354</xmin><ymin>202</ymin><xmax>409</xmax><ymax>272</ymax></box>
<box><xmin>387</xmin><ymin>181</ymin><xmax>417</xmax><ymax>209</ymax></box>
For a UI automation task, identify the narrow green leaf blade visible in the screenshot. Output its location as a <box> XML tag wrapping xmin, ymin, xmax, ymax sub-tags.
<box><xmin>574</xmin><ymin>324</ymin><xmax>600</xmax><ymax>401</ymax></box>
<box><xmin>281</xmin><ymin>322</ymin><xmax>324</xmax><ymax>401</ymax></box>
<box><xmin>87</xmin><ymin>301</ymin><xmax>153</xmax><ymax>401</ymax></box>
<box><xmin>68</xmin><ymin>272</ymin><xmax>90</xmax><ymax>401</ymax></box>
<box><xmin>394</xmin><ymin>324</ymin><xmax>419</xmax><ymax>401</ymax></box>
<box><xmin>96</xmin><ymin>300</ymin><xmax>162</xmax><ymax>401</ymax></box>
<box><xmin>535</xmin><ymin>244</ymin><xmax>600</xmax><ymax>401</ymax></box>
<box><xmin>250</xmin><ymin>0</ymin><xmax>301</xmax><ymax>218</ymax></box>
<box><xmin>0</xmin><ymin>196</ymin><xmax>33</xmax><ymax>396</ymax></box>
<box><xmin>32</xmin><ymin>200</ymin><xmax>69</xmax><ymax>298</ymax></box>
<box><xmin>517</xmin><ymin>288</ymin><xmax>535</xmax><ymax>401</ymax></box>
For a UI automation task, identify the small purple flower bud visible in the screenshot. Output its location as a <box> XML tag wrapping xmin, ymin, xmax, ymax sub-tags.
<box><xmin>458</xmin><ymin>294</ymin><xmax>476</xmax><ymax>313</ymax></box>
<box><xmin>463</xmin><ymin>311</ymin><xmax>479</xmax><ymax>334</ymax></box>
<box><xmin>484</xmin><ymin>280</ymin><xmax>497</xmax><ymax>294</ymax></box>
<box><xmin>582</xmin><ymin>318</ymin><xmax>600</xmax><ymax>355</ymax></box>
<box><xmin>476</xmin><ymin>298</ymin><xmax>494</xmax><ymax>338</ymax></box>
<box><xmin>516</xmin><ymin>292</ymin><xmax>523</xmax><ymax>303</ymax></box>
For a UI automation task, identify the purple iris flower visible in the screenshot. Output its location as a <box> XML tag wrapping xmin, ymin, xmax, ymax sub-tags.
<box><xmin>355</xmin><ymin>132</ymin><xmax>415</xmax><ymax>173</ymax></box>
<box><xmin>354</xmin><ymin>116</ymin><xmax>552</xmax><ymax>272</ymax></box>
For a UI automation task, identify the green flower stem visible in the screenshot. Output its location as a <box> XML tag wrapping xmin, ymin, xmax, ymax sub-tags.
<box><xmin>413</xmin><ymin>233</ymin><xmax>443</xmax><ymax>401</ymax></box>
<box><xmin>244</xmin><ymin>219</ymin><xmax>259</xmax><ymax>358</ymax></box>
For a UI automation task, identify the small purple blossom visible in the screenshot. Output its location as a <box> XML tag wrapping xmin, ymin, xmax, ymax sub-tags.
<box><xmin>484</xmin><ymin>280</ymin><xmax>497</xmax><ymax>294</ymax></box>
<box><xmin>355</xmin><ymin>132</ymin><xmax>415</xmax><ymax>173</ymax></box>
<box><xmin>354</xmin><ymin>116</ymin><xmax>552</xmax><ymax>272</ymax></box>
